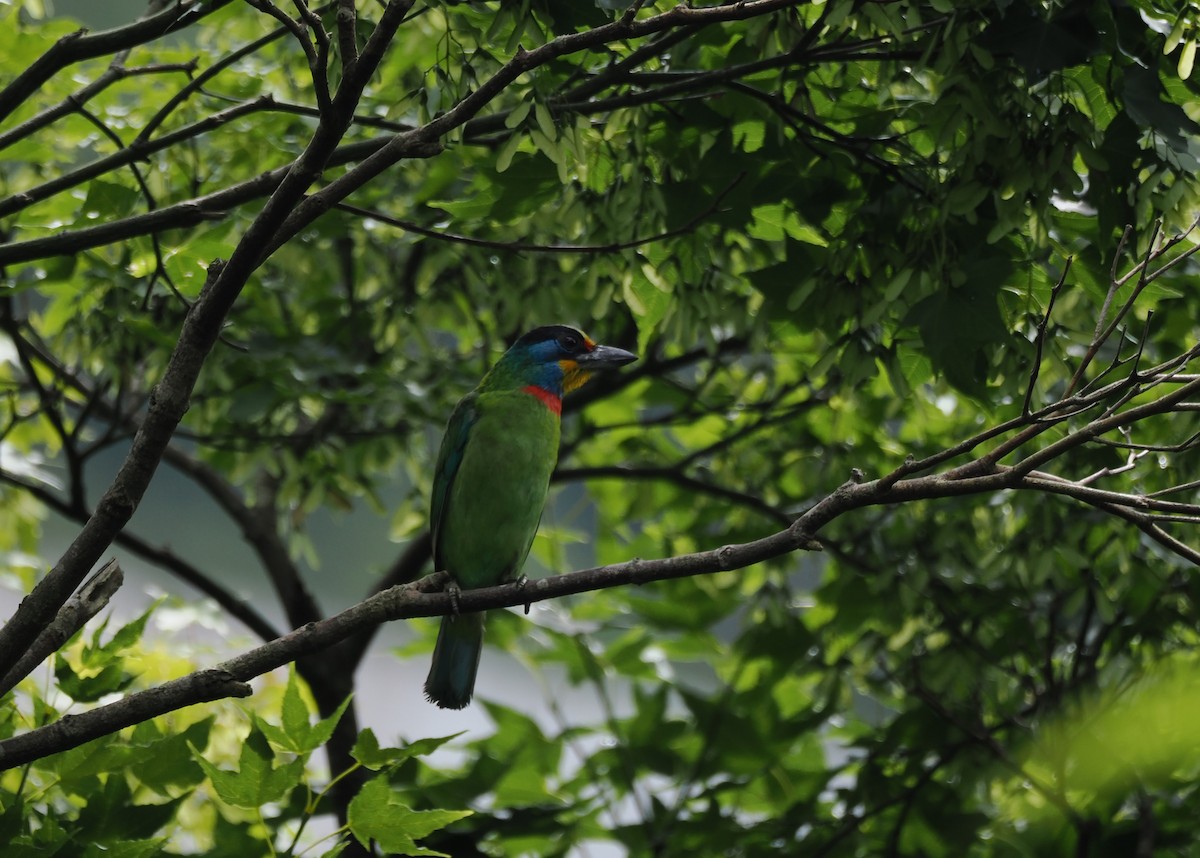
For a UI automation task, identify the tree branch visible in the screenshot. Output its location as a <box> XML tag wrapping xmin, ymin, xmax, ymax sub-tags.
<box><xmin>0</xmin><ymin>668</ymin><xmax>251</xmax><ymax>768</ymax></box>
<box><xmin>5</xmin><ymin>376</ymin><xmax>1200</xmax><ymax>765</ymax></box>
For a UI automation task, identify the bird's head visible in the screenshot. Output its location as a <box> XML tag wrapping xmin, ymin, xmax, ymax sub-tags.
<box><xmin>492</xmin><ymin>325</ymin><xmax>637</xmax><ymax>402</ymax></box>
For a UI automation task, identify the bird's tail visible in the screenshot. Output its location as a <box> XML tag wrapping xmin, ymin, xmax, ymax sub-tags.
<box><xmin>424</xmin><ymin>613</ymin><xmax>485</xmax><ymax>710</ymax></box>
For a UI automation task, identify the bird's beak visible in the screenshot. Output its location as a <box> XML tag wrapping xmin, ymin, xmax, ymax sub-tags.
<box><xmin>578</xmin><ymin>343</ymin><xmax>638</xmax><ymax>369</ymax></box>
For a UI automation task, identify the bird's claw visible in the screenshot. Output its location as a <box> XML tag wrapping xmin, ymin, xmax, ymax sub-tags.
<box><xmin>515</xmin><ymin>574</ymin><xmax>531</xmax><ymax>615</ymax></box>
<box><xmin>447</xmin><ymin>581</ymin><xmax>462</xmax><ymax>618</ymax></box>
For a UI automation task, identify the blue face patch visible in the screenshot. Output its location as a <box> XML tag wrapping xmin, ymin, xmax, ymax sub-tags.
<box><xmin>526</xmin><ymin>338</ymin><xmax>568</xmax><ymax>363</ymax></box>
<box><xmin>497</xmin><ymin>327</ymin><xmax>598</xmax><ymax>397</ymax></box>
<box><xmin>507</xmin><ymin>338</ymin><xmax>570</xmax><ymax>396</ymax></box>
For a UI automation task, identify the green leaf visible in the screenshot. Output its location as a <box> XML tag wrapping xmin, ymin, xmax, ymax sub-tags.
<box><xmin>49</xmin><ymin>734</ymin><xmax>142</xmax><ymax>787</ymax></box>
<box><xmin>747</xmin><ymin>203</ymin><xmax>789</xmax><ymax>241</ymax></box>
<box><xmin>624</xmin><ymin>263</ymin><xmax>672</xmax><ymax>355</ymax></box>
<box><xmin>533</xmin><ymin>102</ymin><xmax>557</xmax><ymax>142</ymax></box>
<box><xmin>281</xmin><ymin>667</ymin><xmax>311</xmax><ymax>739</ymax></box>
<box><xmin>75</xmin><ymin>775</ymin><xmax>182</xmax><ymax>841</ymax></box>
<box><xmin>505</xmin><ymin>100</ymin><xmax>532</xmax><ymax>129</ymax></box>
<box><xmin>495</xmin><ymin>131</ymin><xmax>522</xmax><ymax>173</ymax></box>
<box><xmin>348</xmin><ymin>776</ymin><xmax>471</xmax><ymax>856</ymax></box>
<box><xmin>906</xmin><ymin>263</ymin><xmax>1012</xmax><ymax>395</ymax></box>
<box><xmin>428</xmin><ymin>184</ymin><xmax>501</xmax><ymax>220</ymax></box>
<box><xmin>97</xmin><ymin>605</ymin><xmax>155</xmax><ymax>659</ymax></box>
<box><xmin>191</xmin><ymin>727</ymin><xmax>305</xmax><ymax>809</ymax></box>
<box><xmin>256</xmin><ymin>669</ymin><xmax>350</xmax><ymax>755</ymax></box>
<box><xmin>79</xmin><ymin>840</ymin><xmax>166</xmax><ymax>858</ymax></box>
<box><xmin>54</xmin><ymin>654</ymin><xmax>136</xmax><ymax>703</ymax></box>
<box><xmin>73</xmin><ymin>180</ymin><xmax>140</xmax><ymax>225</ymax></box>
<box><xmin>130</xmin><ymin>717</ymin><xmax>214</xmax><ymax>794</ymax></box>
<box><xmin>44</xmin><ymin>604</ymin><xmax>156</xmax><ymax>703</ymax></box>
<box><xmin>351</xmin><ymin>728</ymin><xmax>464</xmax><ymax>770</ymax></box>
<box><xmin>733</xmin><ymin>119</ymin><xmax>765</xmax><ymax>153</ymax></box>
<box><xmin>1179</xmin><ymin>38</ymin><xmax>1196</xmax><ymax>79</ymax></box>
<box><xmin>319</xmin><ymin>842</ymin><xmax>351</xmax><ymax>858</ymax></box>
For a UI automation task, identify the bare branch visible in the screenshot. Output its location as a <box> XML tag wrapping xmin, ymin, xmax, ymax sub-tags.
<box><xmin>1068</xmin><ymin>216</ymin><xmax>1200</xmax><ymax>395</ymax></box>
<box><xmin>294</xmin><ymin>0</ymin><xmax>333</xmax><ymax>109</ymax></box>
<box><xmin>243</xmin><ymin>0</ymin><xmax>332</xmax><ymax>112</ymax></box>
<box><xmin>1024</xmin><ymin>259</ymin><xmax>1070</xmax><ymax>416</ymax></box>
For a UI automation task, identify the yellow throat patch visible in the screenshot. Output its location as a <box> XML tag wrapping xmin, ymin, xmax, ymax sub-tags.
<box><xmin>559</xmin><ymin>334</ymin><xmax>598</xmax><ymax>392</ymax></box>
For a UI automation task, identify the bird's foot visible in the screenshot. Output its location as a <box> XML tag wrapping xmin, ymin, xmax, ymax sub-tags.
<box><xmin>514</xmin><ymin>574</ymin><xmax>532</xmax><ymax>615</ymax></box>
<box><xmin>447</xmin><ymin>581</ymin><xmax>462</xmax><ymax>617</ymax></box>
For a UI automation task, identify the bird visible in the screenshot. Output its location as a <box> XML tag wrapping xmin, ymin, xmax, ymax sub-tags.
<box><xmin>423</xmin><ymin>325</ymin><xmax>637</xmax><ymax>709</ymax></box>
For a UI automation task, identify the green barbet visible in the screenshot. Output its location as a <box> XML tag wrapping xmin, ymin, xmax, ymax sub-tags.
<box><xmin>424</xmin><ymin>326</ymin><xmax>637</xmax><ymax>709</ymax></box>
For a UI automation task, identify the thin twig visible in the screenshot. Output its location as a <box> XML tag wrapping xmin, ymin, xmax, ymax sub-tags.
<box><xmin>1024</xmin><ymin>259</ymin><xmax>1071</xmax><ymax>416</ymax></box>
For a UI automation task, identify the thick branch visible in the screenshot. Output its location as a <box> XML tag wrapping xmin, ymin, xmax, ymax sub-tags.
<box><xmin>0</xmin><ymin>669</ymin><xmax>250</xmax><ymax>768</ymax></box>
<box><xmin>0</xmin><ymin>520</ymin><xmax>816</xmax><ymax>768</ymax></box>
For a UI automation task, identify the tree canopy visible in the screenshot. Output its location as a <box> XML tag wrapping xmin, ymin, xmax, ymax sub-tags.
<box><xmin>2</xmin><ymin>0</ymin><xmax>1200</xmax><ymax>855</ymax></box>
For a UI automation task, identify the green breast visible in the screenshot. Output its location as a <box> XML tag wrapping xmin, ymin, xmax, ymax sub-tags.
<box><xmin>436</xmin><ymin>389</ymin><xmax>560</xmax><ymax>589</ymax></box>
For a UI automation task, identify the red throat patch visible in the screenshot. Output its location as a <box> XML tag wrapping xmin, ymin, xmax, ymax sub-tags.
<box><xmin>522</xmin><ymin>384</ymin><xmax>562</xmax><ymax>416</ymax></box>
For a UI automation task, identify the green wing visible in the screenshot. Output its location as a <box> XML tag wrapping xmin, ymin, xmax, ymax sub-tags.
<box><xmin>430</xmin><ymin>391</ymin><xmax>478</xmax><ymax>571</ymax></box>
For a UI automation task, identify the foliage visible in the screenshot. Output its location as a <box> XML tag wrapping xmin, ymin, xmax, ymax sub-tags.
<box><xmin>1</xmin><ymin>0</ymin><xmax>1200</xmax><ymax>855</ymax></box>
<box><xmin>6</xmin><ymin>631</ymin><xmax>460</xmax><ymax>857</ymax></box>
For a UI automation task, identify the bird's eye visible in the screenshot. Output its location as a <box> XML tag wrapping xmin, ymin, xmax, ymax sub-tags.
<box><xmin>557</xmin><ymin>333</ymin><xmax>582</xmax><ymax>353</ymax></box>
